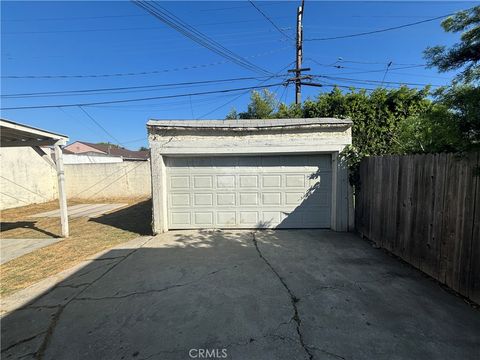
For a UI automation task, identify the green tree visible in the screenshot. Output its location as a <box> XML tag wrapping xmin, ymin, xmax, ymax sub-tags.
<box><xmin>225</xmin><ymin>108</ymin><xmax>239</xmax><ymax>120</ymax></box>
<box><xmin>393</xmin><ymin>105</ymin><xmax>463</xmax><ymax>154</ymax></box>
<box><xmin>303</xmin><ymin>86</ymin><xmax>431</xmax><ymax>186</ymax></box>
<box><xmin>138</xmin><ymin>146</ymin><xmax>149</xmax><ymax>151</ymax></box>
<box><xmin>238</xmin><ymin>89</ymin><xmax>277</xmax><ymax>119</ymax></box>
<box><xmin>422</xmin><ymin>6</ymin><xmax>480</xmax><ymax>150</ymax></box>
<box><xmin>303</xmin><ymin>86</ymin><xmax>431</xmax><ymax>156</ymax></box>
<box><xmin>424</xmin><ymin>6</ymin><xmax>480</xmax><ymax>84</ymax></box>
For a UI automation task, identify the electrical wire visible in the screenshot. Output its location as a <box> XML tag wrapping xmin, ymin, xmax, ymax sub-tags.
<box><xmin>2</xmin><ymin>47</ymin><xmax>289</xmax><ymax>79</ymax></box>
<box><xmin>132</xmin><ymin>0</ymin><xmax>270</xmax><ymax>75</ymax></box>
<box><xmin>248</xmin><ymin>0</ymin><xmax>293</xmax><ymax>40</ymax></box>
<box><xmin>304</xmin><ymin>13</ymin><xmax>454</xmax><ymax>41</ymax></box>
<box><xmin>2</xmin><ymin>75</ymin><xmax>288</xmax><ymax>98</ymax></box>
<box><xmin>78</xmin><ymin>106</ymin><xmax>124</xmax><ymax>146</ymax></box>
<box><xmin>198</xmin><ymin>61</ymin><xmax>294</xmax><ymax>119</ymax></box>
<box><xmin>312</xmin><ymin>75</ymin><xmax>442</xmax><ymax>87</ymax></box>
<box><xmin>1</xmin><ymin>82</ymin><xmax>286</xmax><ymax>110</ymax></box>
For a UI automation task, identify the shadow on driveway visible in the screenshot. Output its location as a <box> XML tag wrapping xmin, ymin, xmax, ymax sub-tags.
<box><xmin>89</xmin><ymin>199</ymin><xmax>152</xmax><ymax>236</ymax></box>
<box><xmin>1</xmin><ymin>230</ymin><xmax>479</xmax><ymax>360</ymax></box>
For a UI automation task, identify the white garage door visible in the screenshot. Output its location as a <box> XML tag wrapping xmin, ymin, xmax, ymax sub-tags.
<box><xmin>165</xmin><ymin>155</ymin><xmax>332</xmax><ymax>229</ymax></box>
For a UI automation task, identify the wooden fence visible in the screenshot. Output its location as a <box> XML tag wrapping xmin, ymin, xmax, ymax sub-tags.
<box><xmin>355</xmin><ymin>153</ymin><xmax>479</xmax><ymax>304</ymax></box>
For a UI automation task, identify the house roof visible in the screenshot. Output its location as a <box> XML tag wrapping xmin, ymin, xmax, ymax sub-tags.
<box><xmin>0</xmin><ymin>118</ymin><xmax>69</xmax><ymax>147</ymax></box>
<box><xmin>147</xmin><ymin>118</ymin><xmax>352</xmax><ymax>131</ymax></box>
<box><xmin>76</xmin><ymin>141</ymin><xmax>149</xmax><ymax>160</ymax></box>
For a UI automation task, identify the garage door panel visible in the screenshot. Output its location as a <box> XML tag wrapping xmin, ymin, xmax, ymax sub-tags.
<box><xmin>194</xmin><ymin>212</ymin><xmax>214</xmax><ymax>225</ymax></box>
<box><xmin>239</xmin><ymin>193</ymin><xmax>259</xmax><ymax>206</ymax></box>
<box><xmin>167</xmin><ymin>155</ymin><xmax>332</xmax><ymax>229</ymax></box>
<box><xmin>240</xmin><ymin>211</ymin><xmax>259</xmax><ymax>225</ymax></box>
<box><xmin>217</xmin><ymin>211</ymin><xmax>236</xmax><ymax>226</ymax></box>
<box><xmin>239</xmin><ymin>175</ymin><xmax>258</xmax><ymax>188</ymax></box>
<box><xmin>262</xmin><ymin>193</ymin><xmax>282</xmax><ymax>205</ymax></box>
<box><xmin>193</xmin><ymin>176</ymin><xmax>213</xmax><ymax>189</ymax></box>
<box><xmin>217</xmin><ymin>193</ymin><xmax>236</xmax><ymax>206</ymax></box>
<box><xmin>285</xmin><ymin>174</ymin><xmax>306</xmax><ymax>188</ymax></box>
<box><xmin>217</xmin><ymin>175</ymin><xmax>235</xmax><ymax>188</ymax></box>
<box><xmin>170</xmin><ymin>176</ymin><xmax>189</xmax><ymax>189</ymax></box>
<box><xmin>193</xmin><ymin>193</ymin><xmax>213</xmax><ymax>206</ymax></box>
<box><xmin>170</xmin><ymin>193</ymin><xmax>190</xmax><ymax>207</ymax></box>
<box><xmin>262</xmin><ymin>175</ymin><xmax>281</xmax><ymax>187</ymax></box>
<box><xmin>170</xmin><ymin>212</ymin><xmax>191</xmax><ymax>226</ymax></box>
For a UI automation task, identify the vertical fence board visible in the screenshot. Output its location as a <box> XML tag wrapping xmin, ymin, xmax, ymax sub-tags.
<box><xmin>470</xmin><ymin>153</ymin><xmax>480</xmax><ymax>303</ymax></box>
<box><xmin>356</xmin><ymin>153</ymin><xmax>479</xmax><ymax>303</ymax></box>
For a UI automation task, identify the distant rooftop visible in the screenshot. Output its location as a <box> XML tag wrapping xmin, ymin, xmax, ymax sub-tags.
<box><xmin>147</xmin><ymin>118</ymin><xmax>352</xmax><ymax>130</ymax></box>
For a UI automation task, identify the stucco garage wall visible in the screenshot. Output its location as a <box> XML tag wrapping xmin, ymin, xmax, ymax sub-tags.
<box><xmin>148</xmin><ymin>119</ymin><xmax>354</xmax><ymax>233</ymax></box>
<box><xmin>64</xmin><ymin>161</ymin><xmax>151</xmax><ymax>199</ymax></box>
<box><xmin>0</xmin><ymin>147</ymin><xmax>58</xmax><ymax>210</ymax></box>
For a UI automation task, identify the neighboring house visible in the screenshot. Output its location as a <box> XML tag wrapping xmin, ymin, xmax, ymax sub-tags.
<box><xmin>64</xmin><ymin>141</ymin><xmax>149</xmax><ymax>162</ymax></box>
<box><xmin>147</xmin><ymin>118</ymin><xmax>353</xmax><ymax>234</ymax></box>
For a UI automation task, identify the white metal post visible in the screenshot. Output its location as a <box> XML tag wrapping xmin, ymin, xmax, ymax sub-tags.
<box><xmin>54</xmin><ymin>142</ymin><xmax>69</xmax><ymax>237</ymax></box>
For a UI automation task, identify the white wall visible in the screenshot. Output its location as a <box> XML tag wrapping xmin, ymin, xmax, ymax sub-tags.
<box><xmin>64</xmin><ymin>161</ymin><xmax>151</xmax><ymax>199</ymax></box>
<box><xmin>0</xmin><ymin>147</ymin><xmax>58</xmax><ymax>210</ymax></box>
<box><xmin>0</xmin><ymin>148</ymin><xmax>151</xmax><ymax>210</ymax></box>
<box><xmin>63</xmin><ymin>153</ymin><xmax>123</xmax><ymax>165</ymax></box>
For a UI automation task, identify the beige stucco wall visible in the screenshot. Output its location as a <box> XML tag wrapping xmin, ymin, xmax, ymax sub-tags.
<box><xmin>0</xmin><ymin>147</ymin><xmax>58</xmax><ymax>210</ymax></box>
<box><xmin>64</xmin><ymin>161</ymin><xmax>151</xmax><ymax>199</ymax></box>
<box><xmin>0</xmin><ymin>148</ymin><xmax>151</xmax><ymax>210</ymax></box>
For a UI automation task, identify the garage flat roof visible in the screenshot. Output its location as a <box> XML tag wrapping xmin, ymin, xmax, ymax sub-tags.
<box><xmin>147</xmin><ymin>118</ymin><xmax>352</xmax><ymax>130</ymax></box>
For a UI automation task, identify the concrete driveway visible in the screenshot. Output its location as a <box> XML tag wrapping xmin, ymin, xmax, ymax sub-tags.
<box><xmin>2</xmin><ymin>230</ymin><xmax>479</xmax><ymax>360</ymax></box>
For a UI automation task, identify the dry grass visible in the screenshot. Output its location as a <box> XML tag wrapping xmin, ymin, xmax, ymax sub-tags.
<box><xmin>0</xmin><ymin>198</ymin><xmax>152</xmax><ymax>297</ymax></box>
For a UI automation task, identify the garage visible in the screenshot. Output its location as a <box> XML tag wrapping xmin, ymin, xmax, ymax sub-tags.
<box><xmin>166</xmin><ymin>154</ymin><xmax>332</xmax><ymax>229</ymax></box>
<box><xmin>147</xmin><ymin>118</ymin><xmax>353</xmax><ymax>233</ymax></box>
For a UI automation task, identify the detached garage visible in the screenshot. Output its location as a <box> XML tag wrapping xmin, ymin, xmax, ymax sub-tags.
<box><xmin>147</xmin><ymin>118</ymin><xmax>353</xmax><ymax>233</ymax></box>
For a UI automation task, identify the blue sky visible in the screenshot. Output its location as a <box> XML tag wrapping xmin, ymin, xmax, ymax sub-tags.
<box><xmin>1</xmin><ymin>1</ymin><xmax>476</xmax><ymax>149</ymax></box>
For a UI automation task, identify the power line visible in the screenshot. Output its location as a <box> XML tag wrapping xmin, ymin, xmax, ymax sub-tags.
<box><xmin>304</xmin><ymin>13</ymin><xmax>453</xmax><ymax>41</ymax></box>
<box><xmin>312</xmin><ymin>75</ymin><xmax>443</xmax><ymax>87</ymax></box>
<box><xmin>316</xmin><ymin>64</ymin><xmax>428</xmax><ymax>77</ymax></box>
<box><xmin>132</xmin><ymin>0</ymin><xmax>270</xmax><ymax>75</ymax></box>
<box><xmin>335</xmin><ymin>58</ymin><xmax>425</xmax><ymax>66</ymax></box>
<box><xmin>2</xmin><ymin>47</ymin><xmax>289</xmax><ymax>79</ymax></box>
<box><xmin>198</xmin><ymin>61</ymin><xmax>294</xmax><ymax>119</ymax></box>
<box><xmin>248</xmin><ymin>0</ymin><xmax>293</xmax><ymax>40</ymax></box>
<box><xmin>1</xmin><ymin>82</ymin><xmax>286</xmax><ymax>110</ymax></box>
<box><xmin>3</xmin><ymin>14</ymin><xmax>146</xmax><ymax>22</ymax></box>
<box><xmin>307</xmin><ymin>57</ymin><xmax>426</xmax><ymax>72</ymax></box>
<box><xmin>78</xmin><ymin>106</ymin><xmax>124</xmax><ymax>146</ymax></box>
<box><xmin>301</xmin><ymin>81</ymin><xmax>377</xmax><ymax>91</ymax></box>
<box><xmin>2</xmin><ymin>75</ymin><xmax>287</xmax><ymax>98</ymax></box>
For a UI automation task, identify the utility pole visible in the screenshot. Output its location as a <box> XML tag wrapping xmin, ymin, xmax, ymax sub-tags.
<box><xmin>288</xmin><ymin>0</ymin><xmax>309</xmax><ymax>105</ymax></box>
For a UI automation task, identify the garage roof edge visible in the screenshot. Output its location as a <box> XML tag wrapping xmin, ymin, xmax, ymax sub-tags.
<box><xmin>147</xmin><ymin>118</ymin><xmax>352</xmax><ymax>130</ymax></box>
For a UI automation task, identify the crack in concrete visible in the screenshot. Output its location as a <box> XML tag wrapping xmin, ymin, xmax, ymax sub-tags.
<box><xmin>34</xmin><ymin>236</ymin><xmax>155</xmax><ymax>360</ymax></box>
<box><xmin>24</xmin><ymin>304</ymin><xmax>62</xmax><ymax>311</ymax></box>
<box><xmin>73</xmin><ymin>264</ymin><xmax>239</xmax><ymax>302</ymax></box>
<box><xmin>55</xmin><ymin>282</ymin><xmax>91</xmax><ymax>289</ymax></box>
<box><xmin>69</xmin><ymin>260</ymin><xmax>119</xmax><ymax>279</ymax></box>
<box><xmin>87</xmin><ymin>255</ymin><xmax>127</xmax><ymax>261</ymax></box>
<box><xmin>251</xmin><ymin>232</ymin><xmax>314</xmax><ymax>360</ymax></box>
<box><xmin>1</xmin><ymin>332</ymin><xmax>46</xmax><ymax>354</ymax></box>
<box><xmin>18</xmin><ymin>351</ymin><xmax>37</xmax><ymax>359</ymax></box>
<box><xmin>310</xmin><ymin>345</ymin><xmax>346</xmax><ymax>359</ymax></box>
